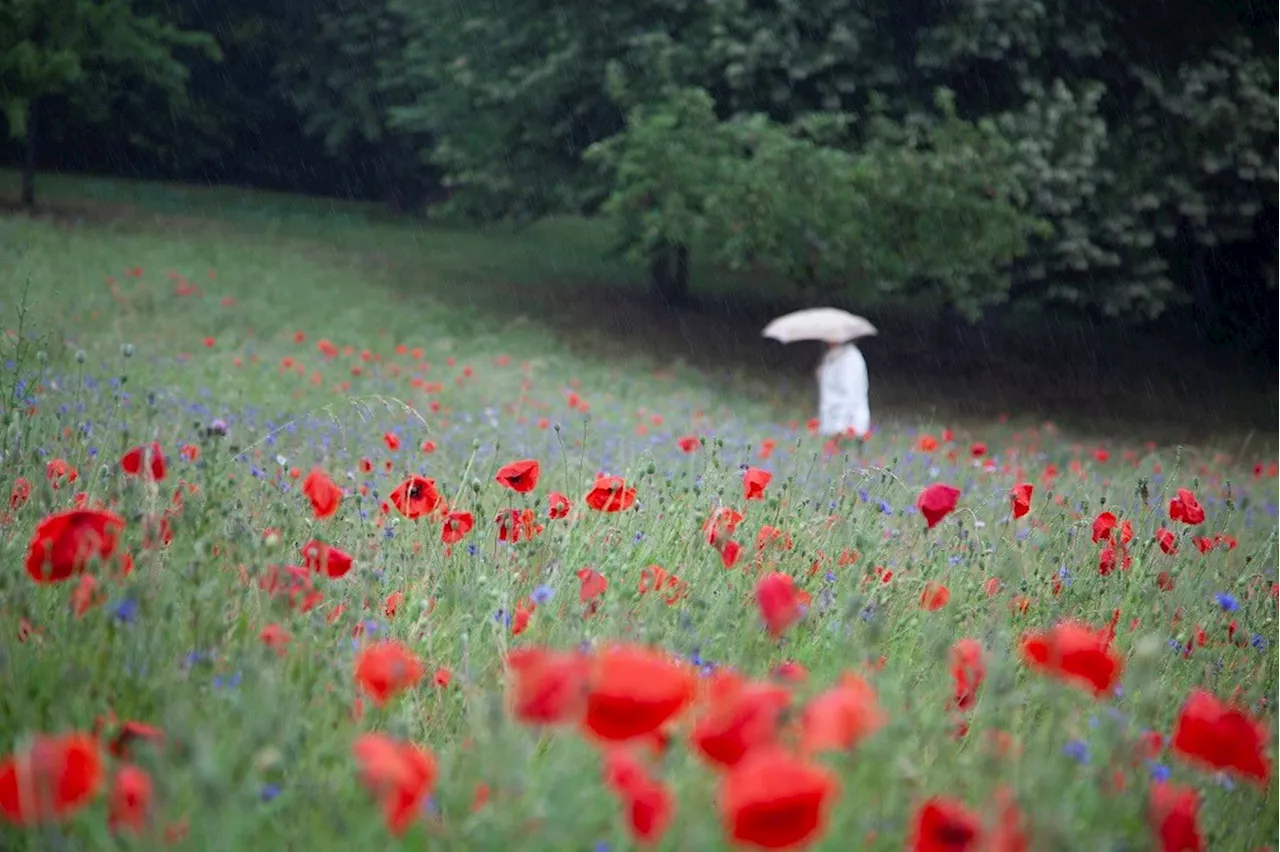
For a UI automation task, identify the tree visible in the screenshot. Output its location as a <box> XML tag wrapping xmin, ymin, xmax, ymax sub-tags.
<box><xmin>0</xmin><ymin>0</ymin><xmax>216</xmax><ymax>207</ymax></box>
<box><xmin>275</xmin><ymin>0</ymin><xmax>436</xmax><ymax>212</ymax></box>
<box><xmin>590</xmin><ymin>85</ymin><xmax>1048</xmax><ymax>315</ymax></box>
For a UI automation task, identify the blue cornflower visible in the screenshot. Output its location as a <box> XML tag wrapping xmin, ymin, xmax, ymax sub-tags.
<box><xmin>260</xmin><ymin>784</ymin><xmax>282</xmax><ymax>803</ymax></box>
<box><xmin>531</xmin><ymin>585</ymin><xmax>555</xmax><ymax>605</ymax></box>
<box><xmin>111</xmin><ymin>598</ymin><xmax>138</xmax><ymax>624</ymax></box>
<box><xmin>1214</xmin><ymin>593</ymin><xmax>1238</xmax><ymax>613</ymax></box>
<box><xmin>213</xmin><ymin>671</ymin><xmax>243</xmax><ymax>690</ymax></box>
<box><xmin>1063</xmin><ymin>740</ymin><xmax>1090</xmax><ymax>764</ymax></box>
<box><xmin>1148</xmin><ymin>762</ymin><xmax>1171</xmax><ymax>783</ymax></box>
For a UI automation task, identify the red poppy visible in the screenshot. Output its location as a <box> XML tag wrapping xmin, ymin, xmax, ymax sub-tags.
<box><xmin>25</xmin><ymin>508</ymin><xmax>127</xmax><ymax>584</ymax></box>
<box><xmin>382</xmin><ymin>432</ymin><xmax>401</xmax><ymax>452</ymax></box>
<box><xmin>1148</xmin><ymin>782</ymin><xmax>1203</xmax><ymax>852</ymax></box>
<box><xmin>800</xmin><ymin>673</ymin><xmax>884</xmax><ymax>757</ymax></box>
<box><xmin>301</xmin><ymin>540</ymin><xmax>354</xmax><ymax>578</ymax></box>
<box><xmin>602</xmin><ymin>749</ymin><xmax>674</xmax><ymax>845</ymax></box>
<box><xmin>45</xmin><ymin>458</ymin><xmax>78</xmax><ymax>488</ymax></box>
<box><xmin>917</xmin><ymin>484</ymin><xmax>960</xmax><ymax>529</ymax></box>
<box><xmin>389</xmin><ymin>476</ymin><xmax>442</xmax><ymax>519</ymax></box>
<box><xmin>9</xmin><ymin>476</ymin><xmax>31</xmax><ymax>511</ymax></box>
<box><xmin>0</xmin><ymin>732</ymin><xmax>104</xmax><ymax>825</ymax></box>
<box><xmin>547</xmin><ymin>492</ymin><xmax>572</xmax><ymax>519</ymax></box>
<box><xmin>495</xmin><ymin>459</ymin><xmax>540</xmax><ymax>493</ymax></box>
<box><xmin>743</xmin><ymin>467</ymin><xmax>772</xmax><ymax>500</ymax></box>
<box><xmin>689</xmin><ymin>671</ymin><xmax>790</xmax><ymax>769</ymax></box>
<box><xmin>353</xmin><ymin>733</ymin><xmax>437</xmax><ymax>836</ymax></box>
<box><xmin>1020</xmin><ymin>621</ymin><xmax>1123</xmax><ymax>697</ymax></box>
<box><xmin>496</xmin><ymin>507</ymin><xmax>543</xmax><ymax>542</ymax></box>
<box><xmin>755</xmin><ymin>572</ymin><xmax>805</xmax><ymax>638</ymax></box>
<box><xmin>1009</xmin><ymin>483</ymin><xmax>1032</xmax><ymax>519</ymax></box>
<box><xmin>505</xmin><ymin>647</ymin><xmax>590</xmax><ymax>726</ymax></box>
<box><xmin>677</xmin><ymin>435</ymin><xmax>700</xmax><ymax>453</ymax></box>
<box><xmin>1155</xmin><ymin>528</ymin><xmax>1178</xmax><ymax>554</ymax></box>
<box><xmin>107</xmin><ymin>764</ymin><xmax>152</xmax><ymax>835</ymax></box>
<box><xmin>578</xmin><ymin>568</ymin><xmax>608</xmax><ymax>603</ymax></box>
<box><xmin>302</xmin><ymin>468</ymin><xmax>343</xmax><ymax>519</ymax></box>
<box><xmin>920</xmin><ymin>582</ymin><xmax>950</xmax><ymax>611</ymax></box>
<box><xmin>720</xmin><ymin>746</ymin><xmax>838</xmax><ymax>850</ymax></box>
<box><xmin>585</xmin><ymin>476</ymin><xmax>636</xmax><ymax>513</ymax></box>
<box><xmin>949</xmin><ymin>638</ymin><xmax>985</xmax><ymax>712</ymax></box>
<box><xmin>908</xmin><ymin>797</ymin><xmax>983</xmax><ymax>852</ymax></box>
<box><xmin>1170</xmin><ymin>689</ymin><xmax>1271</xmax><ymax>785</ymax></box>
<box><xmin>1091</xmin><ymin>512</ymin><xmax>1133</xmax><ymax>544</ymax></box>
<box><xmin>120</xmin><ymin>443</ymin><xmax>167</xmax><ymax>481</ymax></box>
<box><xmin>638</xmin><ymin>565</ymin><xmax>689</xmax><ymax>605</ymax></box>
<box><xmin>755</xmin><ymin>525</ymin><xmax>794</xmax><ymax>552</ymax></box>
<box><xmin>582</xmin><ymin>646</ymin><xmax>696</xmax><ymax>743</ymax></box>
<box><xmin>354</xmin><ymin>641</ymin><xmax>424</xmax><ymax>706</ymax></box>
<box><xmin>441</xmin><ymin>510</ymin><xmax>475</xmax><ymax>545</ymax></box>
<box><xmin>1168</xmin><ymin>489</ymin><xmax>1205</xmax><ymax>526</ymax></box>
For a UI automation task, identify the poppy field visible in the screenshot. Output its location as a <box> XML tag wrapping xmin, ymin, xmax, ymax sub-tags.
<box><xmin>0</xmin><ymin>211</ymin><xmax>1277</xmax><ymax>851</ymax></box>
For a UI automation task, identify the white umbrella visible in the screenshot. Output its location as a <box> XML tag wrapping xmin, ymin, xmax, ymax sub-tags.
<box><xmin>762</xmin><ymin>308</ymin><xmax>878</xmax><ymax>344</ymax></box>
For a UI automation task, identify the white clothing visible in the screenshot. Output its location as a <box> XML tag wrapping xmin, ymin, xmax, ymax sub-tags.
<box><xmin>817</xmin><ymin>343</ymin><xmax>870</xmax><ymax>437</ymax></box>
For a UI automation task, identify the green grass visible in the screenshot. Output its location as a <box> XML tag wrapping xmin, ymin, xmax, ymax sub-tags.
<box><xmin>0</xmin><ymin>172</ymin><xmax>1275</xmax><ymax>850</ymax></box>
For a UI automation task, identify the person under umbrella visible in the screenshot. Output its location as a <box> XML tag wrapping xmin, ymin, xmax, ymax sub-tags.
<box><xmin>762</xmin><ymin>308</ymin><xmax>876</xmax><ymax>452</ymax></box>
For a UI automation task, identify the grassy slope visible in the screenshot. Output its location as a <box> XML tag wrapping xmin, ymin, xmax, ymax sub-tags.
<box><xmin>2</xmin><ymin>169</ymin><xmax>1275</xmax><ymax>453</ymax></box>
<box><xmin>0</xmin><ymin>172</ymin><xmax>1275</xmax><ymax>851</ymax></box>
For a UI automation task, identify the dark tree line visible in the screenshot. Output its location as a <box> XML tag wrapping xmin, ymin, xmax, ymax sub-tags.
<box><xmin>2</xmin><ymin>0</ymin><xmax>1275</xmax><ymax>349</ymax></box>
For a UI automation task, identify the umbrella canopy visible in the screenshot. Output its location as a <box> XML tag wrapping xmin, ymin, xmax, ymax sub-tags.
<box><xmin>762</xmin><ymin>308</ymin><xmax>878</xmax><ymax>344</ymax></box>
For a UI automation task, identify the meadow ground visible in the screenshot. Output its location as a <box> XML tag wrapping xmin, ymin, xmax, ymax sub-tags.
<box><xmin>0</xmin><ymin>173</ymin><xmax>1276</xmax><ymax>850</ymax></box>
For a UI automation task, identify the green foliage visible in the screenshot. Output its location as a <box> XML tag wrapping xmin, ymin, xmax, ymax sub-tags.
<box><xmin>590</xmin><ymin>86</ymin><xmax>1048</xmax><ymax>318</ymax></box>
<box><xmin>0</xmin><ymin>0</ymin><xmax>218</xmax><ymax>139</ymax></box>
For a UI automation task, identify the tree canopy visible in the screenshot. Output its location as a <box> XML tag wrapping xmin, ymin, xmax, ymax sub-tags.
<box><xmin>0</xmin><ymin>0</ymin><xmax>1274</xmax><ymax>332</ymax></box>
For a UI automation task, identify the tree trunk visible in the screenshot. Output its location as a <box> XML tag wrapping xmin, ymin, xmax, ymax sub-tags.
<box><xmin>648</xmin><ymin>240</ymin><xmax>691</xmax><ymax>307</ymax></box>
<box><xmin>20</xmin><ymin>99</ymin><xmax>37</xmax><ymax>209</ymax></box>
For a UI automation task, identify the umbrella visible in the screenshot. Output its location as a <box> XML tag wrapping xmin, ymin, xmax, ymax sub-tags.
<box><xmin>762</xmin><ymin>308</ymin><xmax>878</xmax><ymax>344</ymax></box>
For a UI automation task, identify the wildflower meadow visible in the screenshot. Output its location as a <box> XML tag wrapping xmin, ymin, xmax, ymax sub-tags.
<box><xmin>0</xmin><ymin>210</ymin><xmax>1276</xmax><ymax>851</ymax></box>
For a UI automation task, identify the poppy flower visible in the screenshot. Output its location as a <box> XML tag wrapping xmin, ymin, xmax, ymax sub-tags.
<box><xmin>677</xmin><ymin>436</ymin><xmax>700</xmax><ymax>453</ymax></box>
<box><xmin>1168</xmin><ymin>489</ymin><xmax>1205</xmax><ymax>526</ymax></box>
<box><xmin>0</xmin><ymin>732</ymin><xmax>104</xmax><ymax>825</ymax></box>
<box><xmin>441</xmin><ymin>510</ymin><xmax>475</xmax><ymax>545</ymax></box>
<box><xmin>495</xmin><ymin>459</ymin><xmax>540</xmax><ymax>493</ymax></box>
<box><xmin>690</xmin><ymin>671</ymin><xmax>790</xmax><ymax>769</ymax></box>
<box><xmin>949</xmin><ymin>638</ymin><xmax>985</xmax><ymax>712</ymax></box>
<box><xmin>578</xmin><ymin>568</ymin><xmax>608</xmax><ymax>603</ymax></box>
<box><xmin>755</xmin><ymin>572</ymin><xmax>805</xmax><ymax>638</ymax></box>
<box><xmin>1020</xmin><ymin>621</ymin><xmax>1123</xmax><ymax>697</ymax></box>
<box><xmin>602</xmin><ymin>749</ymin><xmax>674</xmax><ymax>845</ymax></box>
<box><xmin>920</xmin><ymin>582</ymin><xmax>950</xmax><ymax>611</ymax></box>
<box><xmin>120</xmin><ymin>443</ymin><xmax>167</xmax><ymax>481</ymax></box>
<box><xmin>800</xmin><ymin>673</ymin><xmax>884</xmax><ymax>756</ymax></box>
<box><xmin>1148</xmin><ymin>782</ymin><xmax>1203</xmax><ymax>852</ymax></box>
<box><xmin>917</xmin><ymin>484</ymin><xmax>960</xmax><ymax>529</ymax></box>
<box><xmin>301</xmin><ymin>540</ymin><xmax>354</xmax><ymax>578</ymax></box>
<box><xmin>1155</xmin><ymin>528</ymin><xmax>1178</xmax><ymax>555</ymax></box>
<box><xmin>1170</xmin><ymin>689</ymin><xmax>1271</xmax><ymax>785</ymax></box>
<box><xmin>505</xmin><ymin>647</ymin><xmax>590</xmax><ymax>726</ymax></box>
<box><xmin>383</xmin><ymin>432</ymin><xmax>401</xmax><ymax>452</ymax></box>
<box><xmin>302</xmin><ymin>468</ymin><xmax>343</xmax><ymax>519</ymax></box>
<box><xmin>9</xmin><ymin>476</ymin><xmax>31</xmax><ymax>511</ymax></box>
<box><xmin>908</xmin><ymin>797</ymin><xmax>983</xmax><ymax>851</ymax></box>
<box><xmin>743</xmin><ymin>467</ymin><xmax>772</xmax><ymax>501</ymax></box>
<box><xmin>1009</xmin><ymin>483</ymin><xmax>1032</xmax><ymax>519</ymax></box>
<box><xmin>582</xmin><ymin>645</ymin><xmax>696</xmax><ymax>743</ymax></box>
<box><xmin>496</xmin><ymin>507</ymin><xmax>543</xmax><ymax>542</ymax></box>
<box><xmin>1091</xmin><ymin>512</ymin><xmax>1133</xmax><ymax>544</ymax></box>
<box><xmin>547</xmin><ymin>492</ymin><xmax>572</xmax><ymax>519</ymax></box>
<box><xmin>389</xmin><ymin>476</ymin><xmax>441</xmax><ymax>519</ymax></box>
<box><xmin>585</xmin><ymin>476</ymin><xmax>637</xmax><ymax>513</ymax></box>
<box><xmin>354</xmin><ymin>641</ymin><xmax>424</xmax><ymax>706</ymax></box>
<box><xmin>720</xmin><ymin>746</ymin><xmax>838</xmax><ymax>850</ymax></box>
<box><xmin>107</xmin><ymin>764</ymin><xmax>152</xmax><ymax>835</ymax></box>
<box><xmin>353</xmin><ymin>733</ymin><xmax>437</xmax><ymax>836</ymax></box>
<box><xmin>25</xmin><ymin>508</ymin><xmax>127</xmax><ymax>584</ymax></box>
